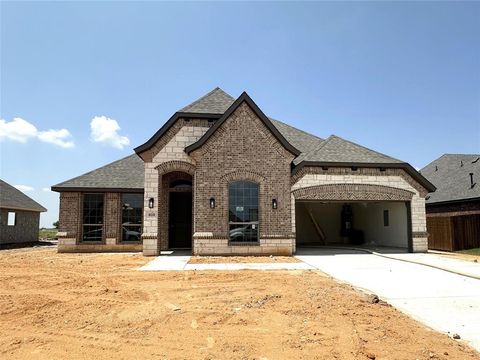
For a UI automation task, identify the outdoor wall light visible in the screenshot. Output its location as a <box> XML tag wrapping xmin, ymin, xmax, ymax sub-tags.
<box><xmin>210</xmin><ymin>197</ymin><xmax>215</xmax><ymax>209</ymax></box>
<box><xmin>148</xmin><ymin>198</ymin><xmax>155</xmax><ymax>209</ymax></box>
<box><xmin>272</xmin><ymin>198</ymin><xmax>278</xmax><ymax>209</ymax></box>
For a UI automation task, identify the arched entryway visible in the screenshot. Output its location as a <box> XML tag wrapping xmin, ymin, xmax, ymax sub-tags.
<box><xmin>160</xmin><ymin>171</ymin><xmax>193</xmax><ymax>250</ymax></box>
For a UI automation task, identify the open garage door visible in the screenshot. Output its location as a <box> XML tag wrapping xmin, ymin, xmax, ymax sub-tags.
<box><xmin>295</xmin><ymin>201</ymin><xmax>412</xmax><ymax>251</ymax></box>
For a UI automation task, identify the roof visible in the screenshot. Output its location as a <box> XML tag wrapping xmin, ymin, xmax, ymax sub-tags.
<box><xmin>179</xmin><ymin>87</ymin><xmax>235</xmax><ymax>114</ymax></box>
<box><xmin>0</xmin><ymin>179</ymin><xmax>47</xmax><ymax>212</ymax></box>
<box><xmin>62</xmin><ymin>87</ymin><xmax>433</xmax><ymax>193</ymax></box>
<box><xmin>420</xmin><ymin>154</ymin><xmax>480</xmax><ymax>204</ymax></box>
<box><xmin>185</xmin><ymin>92</ymin><xmax>301</xmax><ymax>156</ymax></box>
<box><xmin>298</xmin><ymin>135</ymin><xmax>403</xmax><ymax>165</ymax></box>
<box><xmin>51</xmin><ymin>154</ymin><xmax>144</xmax><ymax>192</ymax></box>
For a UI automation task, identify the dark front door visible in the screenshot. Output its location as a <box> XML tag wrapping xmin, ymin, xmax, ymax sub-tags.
<box><xmin>168</xmin><ymin>192</ymin><xmax>192</xmax><ymax>248</ymax></box>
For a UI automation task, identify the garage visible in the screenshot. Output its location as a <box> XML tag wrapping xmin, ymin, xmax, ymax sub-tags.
<box><xmin>292</xmin><ymin>183</ymin><xmax>415</xmax><ymax>252</ymax></box>
<box><xmin>295</xmin><ymin>200</ymin><xmax>411</xmax><ymax>250</ymax></box>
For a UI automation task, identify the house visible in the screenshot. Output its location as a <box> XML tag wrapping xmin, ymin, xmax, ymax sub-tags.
<box><xmin>421</xmin><ymin>154</ymin><xmax>480</xmax><ymax>251</ymax></box>
<box><xmin>0</xmin><ymin>179</ymin><xmax>47</xmax><ymax>245</ymax></box>
<box><xmin>52</xmin><ymin>88</ymin><xmax>435</xmax><ymax>255</ymax></box>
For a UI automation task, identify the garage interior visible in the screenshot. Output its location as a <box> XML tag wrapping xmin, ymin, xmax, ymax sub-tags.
<box><xmin>295</xmin><ymin>201</ymin><xmax>411</xmax><ymax>250</ymax></box>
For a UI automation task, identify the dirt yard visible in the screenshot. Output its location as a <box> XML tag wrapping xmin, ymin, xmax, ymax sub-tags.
<box><xmin>0</xmin><ymin>248</ymin><xmax>478</xmax><ymax>360</ymax></box>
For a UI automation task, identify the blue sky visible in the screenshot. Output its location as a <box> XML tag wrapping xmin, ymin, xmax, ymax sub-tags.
<box><xmin>1</xmin><ymin>1</ymin><xmax>479</xmax><ymax>228</ymax></box>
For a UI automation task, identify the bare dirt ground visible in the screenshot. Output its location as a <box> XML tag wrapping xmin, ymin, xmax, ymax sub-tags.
<box><xmin>0</xmin><ymin>248</ymin><xmax>478</xmax><ymax>360</ymax></box>
<box><xmin>188</xmin><ymin>256</ymin><xmax>301</xmax><ymax>264</ymax></box>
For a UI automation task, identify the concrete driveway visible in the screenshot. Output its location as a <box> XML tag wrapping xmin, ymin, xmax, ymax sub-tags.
<box><xmin>295</xmin><ymin>248</ymin><xmax>480</xmax><ymax>352</ymax></box>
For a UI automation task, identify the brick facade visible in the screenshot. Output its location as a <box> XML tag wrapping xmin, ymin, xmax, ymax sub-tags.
<box><xmin>57</xmin><ymin>191</ymin><xmax>142</xmax><ymax>253</ymax></box>
<box><xmin>0</xmin><ymin>209</ymin><xmax>40</xmax><ymax>245</ymax></box>
<box><xmin>56</xmin><ymin>99</ymin><xmax>432</xmax><ymax>255</ymax></box>
<box><xmin>189</xmin><ymin>103</ymin><xmax>296</xmax><ymax>255</ymax></box>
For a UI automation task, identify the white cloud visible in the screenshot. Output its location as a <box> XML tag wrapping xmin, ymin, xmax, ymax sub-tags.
<box><xmin>0</xmin><ymin>117</ymin><xmax>75</xmax><ymax>148</ymax></box>
<box><xmin>38</xmin><ymin>129</ymin><xmax>74</xmax><ymax>148</ymax></box>
<box><xmin>42</xmin><ymin>187</ymin><xmax>51</xmax><ymax>192</ymax></box>
<box><xmin>0</xmin><ymin>117</ymin><xmax>38</xmax><ymax>142</ymax></box>
<box><xmin>90</xmin><ymin>116</ymin><xmax>130</xmax><ymax>149</ymax></box>
<box><xmin>14</xmin><ymin>184</ymin><xmax>34</xmax><ymax>192</ymax></box>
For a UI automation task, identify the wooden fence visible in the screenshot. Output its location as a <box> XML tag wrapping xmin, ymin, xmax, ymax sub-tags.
<box><xmin>427</xmin><ymin>214</ymin><xmax>480</xmax><ymax>251</ymax></box>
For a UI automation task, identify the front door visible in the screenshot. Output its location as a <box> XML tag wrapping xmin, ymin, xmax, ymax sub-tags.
<box><xmin>168</xmin><ymin>192</ymin><xmax>192</xmax><ymax>248</ymax></box>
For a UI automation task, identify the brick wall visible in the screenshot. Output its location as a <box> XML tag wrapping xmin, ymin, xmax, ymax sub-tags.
<box><xmin>0</xmin><ymin>209</ymin><xmax>40</xmax><ymax>245</ymax></box>
<box><xmin>190</xmin><ymin>102</ymin><xmax>296</xmax><ymax>255</ymax></box>
<box><xmin>57</xmin><ymin>192</ymin><xmax>142</xmax><ymax>253</ymax></box>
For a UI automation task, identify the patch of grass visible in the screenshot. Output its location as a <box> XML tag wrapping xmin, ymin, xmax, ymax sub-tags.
<box><xmin>39</xmin><ymin>228</ymin><xmax>58</xmax><ymax>239</ymax></box>
<box><xmin>458</xmin><ymin>248</ymin><xmax>480</xmax><ymax>256</ymax></box>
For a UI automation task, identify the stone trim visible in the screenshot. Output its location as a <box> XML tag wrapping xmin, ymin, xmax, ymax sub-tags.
<box><xmin>220</xmin><ymin>170</ymin><xmax>267</xmax><ymax>184</ymax></box>
<box><xmin>139</xmin><ymin>118</ymin><xmax>210</xmax><ymax>162</ymax></box>
<box><xmin>291</xmin><ymin>166</ymin><xmax>429</xmax><ymax>197</ymax></box>
<box><xmin>156</xmin><ymin>160</ymin><xmax>196</xmax><ymax>176</ymax></box>
<box><xmin>292</xmin><ymin>183</ymin><xmax>415</xmax><ymax>201</ymax></box>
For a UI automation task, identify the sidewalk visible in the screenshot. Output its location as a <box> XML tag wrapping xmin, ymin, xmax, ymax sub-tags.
<box><xmin>139</xmin><ymin>251</ymin><xmax>315</xmax><ymax>271</ymax></box>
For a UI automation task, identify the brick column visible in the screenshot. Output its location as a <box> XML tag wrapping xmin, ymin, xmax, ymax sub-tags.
<box><xmin>105</xmin><ymin>193</ymin><xmax>120</xmax><ymax>245</ymax></box>
<box><xmin>57</xmin><ymin>192</ymin><xmax>81</xmax><ymax>252</ymax></box>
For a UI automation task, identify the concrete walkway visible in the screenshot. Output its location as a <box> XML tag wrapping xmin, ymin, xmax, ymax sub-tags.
<box><xmin>295</xmin><ymin>247</ymin><xmax>480</xmax><ymax>352</ymax></box>
<box><xmin>139</xmin><ymin>250</ymin><xmax>314</xmax><ymax>271</ymax></box>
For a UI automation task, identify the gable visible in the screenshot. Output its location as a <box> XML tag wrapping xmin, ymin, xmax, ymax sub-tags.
<box><xmin>185</xmin><ymin>92</ymin><xmax>300</xmax><ymax>157</ymax></box>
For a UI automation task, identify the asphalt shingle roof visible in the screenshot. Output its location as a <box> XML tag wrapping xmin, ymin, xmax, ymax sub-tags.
<box><xmin>420</xmin><ymin>154</ymin><xmax>480</xmax><ymax>204</ymax></box>
<box><xmin>0</xmin><ymin>179</ymin><xmax>47</xmax><ymax>212</ymax></box>
<box><xmin>51</xmin><ymin>154</ymin><xmax>144</xmax><ymax>191</ymax></box>
<box><xmin>298</xmin><ymin>135</ymin><xmax>403</xmax><ymax>165</ymax></box>
<box><xmin>57</xmin><ymin>88</ymin><xmax>423</xmax><ymax>191</ymax></box>
<box><xmin>179</xmin><ymin>87</ymin><xmax>235</xmax><ymax>114</ymax></box>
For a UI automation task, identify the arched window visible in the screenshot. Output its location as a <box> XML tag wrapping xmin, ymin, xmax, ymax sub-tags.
<box><xmin>169</xmin><ymin>179</ymin><xmax>192</xmax><ymax>190</ymax></box>
<box><xmin>228</xmin><ymin>181</ymin><xmax>259</xmax><ymax>243</ymax></box>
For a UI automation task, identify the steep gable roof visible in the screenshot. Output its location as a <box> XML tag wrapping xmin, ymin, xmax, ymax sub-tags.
<box><xmin>185</xmin><ymin>92</ymin><xmax>301</xmax><ymax>156</ymax></box>
<box><xmin>0</xmin><ymin>180</ymin><xmax>46</xmax><ymax>212</ymax></box>
<box><xmin>51</xmin><ymin>154</ymin><xmax>144</xmax><ymax>192</ymax></box>
<box><xmin>420</xmin><ymin>154</ymin><xmax>480</xmax><ymax>204</ymax></box>
<box><xmin>179</xmin><ymin>87</ymin><xmax>235</xmax><ymax>114</ymax></box>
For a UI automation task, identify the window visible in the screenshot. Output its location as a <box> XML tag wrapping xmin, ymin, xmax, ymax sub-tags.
<box><xmin>383</xmin><ymin>210</ymin><xmax>389</xmax><ymax>227</ymax></box>
<box><xmin>82</xmin><ymin>193</ymin><xmax>104</xmax><ymax>242</ymax></box>
<box><xmin>121</xmin><ymin>193</ymin><xmax>143</xmax><ymax>242</ymax></box>
<box><xmin>228</xmin><ymin>181</ymin><xmax>259</xmax><ymax>243</ymax></box>
<box><xmin>170</xmin><ymin>179</ymin><xmax>192</xmax><ymax>190</ymax></box>
<box><xmin>7</xmin><ymin>212</ymin><xmax>16</xmax><ymax>226</ymax></box>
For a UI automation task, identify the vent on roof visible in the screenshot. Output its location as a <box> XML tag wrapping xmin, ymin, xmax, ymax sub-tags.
<box><xmin>461</xmin><ymin>160</ymin><xmax>464</xmax><ymax>167</ymax></box>
<box><xmin>470</xmin><ymin>173</ymin><xmax>476</xmax><ymax>189</ymax></box>
<box><xmin>435</xmin><ymin>165</ymin><xmax>438</xmax><ymax>171</ymax></box>
<box><xmin>472</xmin><ymin>157</ymin><xmax>480</xmax><ymax>164</ymax></box>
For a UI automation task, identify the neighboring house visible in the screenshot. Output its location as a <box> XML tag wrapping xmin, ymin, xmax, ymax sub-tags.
<box><xmin>421</xmin><ymin>154</ymin><xmax>480</xmax><ymax>251</ymax></box>
<box><xmin>0</xmin><ymin>179</ymin><xmax>47</xmax><ymax>245</ymax></box>
<box><xmin>52</xmin><ymin>88</ymin><xmax>435</xmax><ymax>255</ymax></box>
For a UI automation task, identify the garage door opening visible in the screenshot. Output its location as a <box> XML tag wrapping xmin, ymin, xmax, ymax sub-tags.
<box><xmin>295</xmin><ymin>201</ymin><xmax>411</xmax><ymax>251</ymax></box>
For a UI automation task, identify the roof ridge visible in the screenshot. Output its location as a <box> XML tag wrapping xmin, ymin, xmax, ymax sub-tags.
<box><xmin>179</xmin><ymin>87</ymin><xmax>235</xmax><ymax>113</ymax></box>
<box><xmin>52</xmin><ymin>153</ymin><xmax>138</xmax><ymax>188</ymax></box>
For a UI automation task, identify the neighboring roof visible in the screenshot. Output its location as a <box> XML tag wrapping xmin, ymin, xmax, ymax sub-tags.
<box><xmin>51</xmin><ymin>154</ymin><xmax>144</xmax><ymax>192</ymax></box>
<box><xmin>0</xmin><ymin>179</ymin><xmax>47</xmax><ymax>212</ymax></box>
<box><xmin>185</xmin><ymin>92</ymin><xmax>301</xmax><ymax>156</ymax></box>
<box><xmin>420</xmin><ymin>154</ymin><xmax>480</xmax><ymax>204</ymax></box>
<box><xmin>298</xmin><ymin>135</ymin><xmax>403</xmax><ymax>165</ymax></box>
<box><xmin>179</xmin><ymin>87</ymin><xmax>235</xmax><ymax>114</ymax></box>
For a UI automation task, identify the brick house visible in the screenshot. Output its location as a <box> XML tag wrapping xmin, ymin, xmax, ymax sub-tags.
<box><xmin>52</xmin><ymin>88</ymin><xmax>435</xmax><ymax>255</ymax></box>
<box><xmin>421</xmin><ymin>154</ymin><xmax>480</xmax><ymax>251</ymax></box>
<box><xmin>0</xmin><ymin>179</ymin><xmax>47</xmax><ymax>245</ymax></box>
